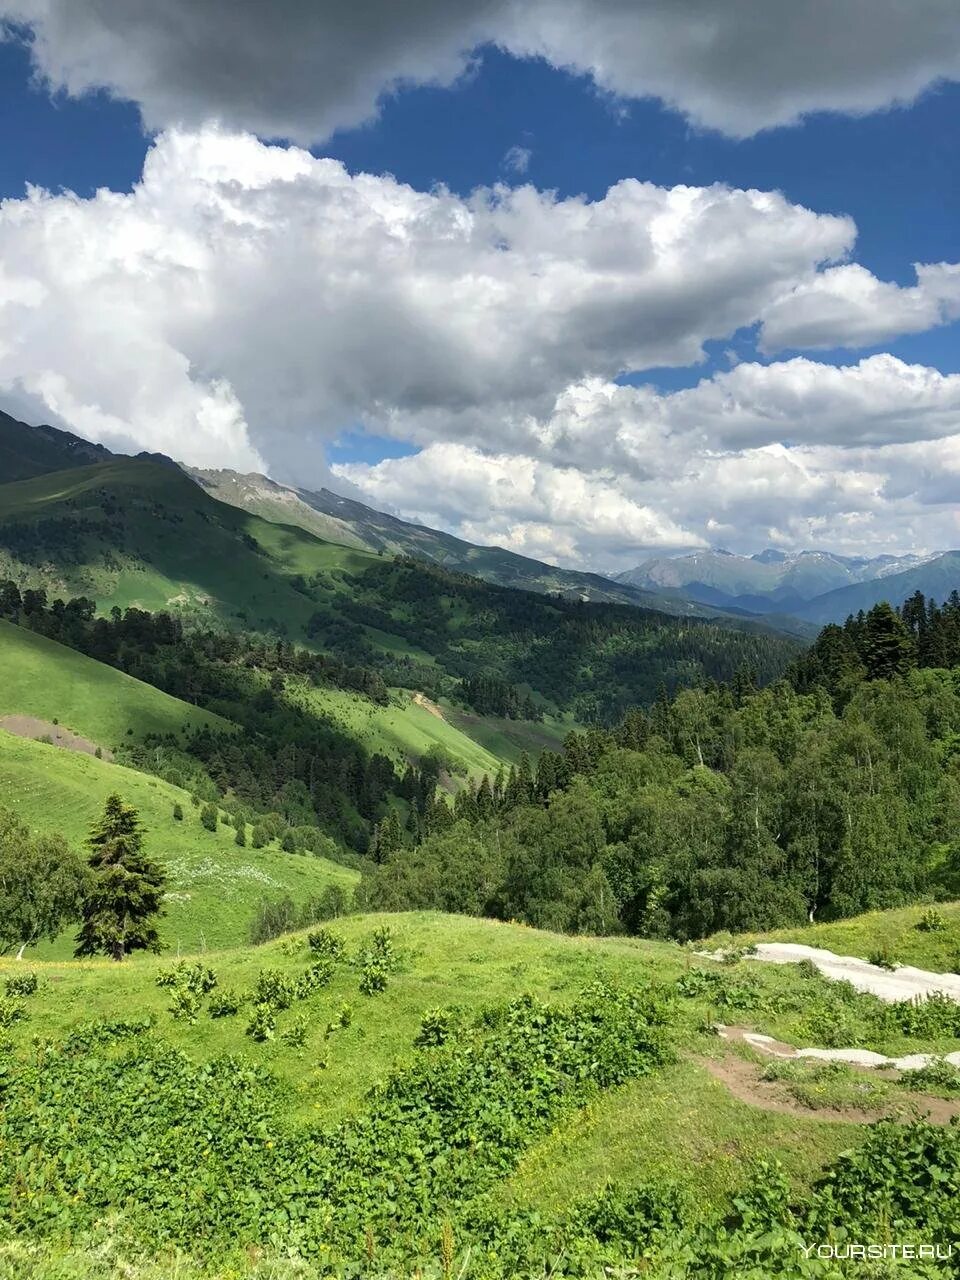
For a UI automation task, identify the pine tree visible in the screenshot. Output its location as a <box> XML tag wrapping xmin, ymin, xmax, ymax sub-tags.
<box><xmin>75</xmin><ymin>795</ymin><xmax>166</xmax><ymax>961</ymax></box>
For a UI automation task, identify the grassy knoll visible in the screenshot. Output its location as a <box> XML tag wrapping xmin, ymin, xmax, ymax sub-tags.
<box><xmin>0</xmin><ymin>731</ymin><xmax>357</xmax><ymax>955</ymax></box>
<box><xmin>0</xmin><ymin>620</ymin><xmax>230</xmax><ymax>748</ymax></box>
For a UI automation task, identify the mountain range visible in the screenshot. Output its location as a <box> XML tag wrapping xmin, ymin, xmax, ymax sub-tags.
<box><xmin>618</xmin><ymin>546</ymin><xmax>959</xmax><ymax>625</ymax></box>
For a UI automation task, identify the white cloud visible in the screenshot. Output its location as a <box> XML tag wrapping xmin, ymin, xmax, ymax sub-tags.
<box><xmin>334</xmin><ymin>442</ymin><xmax>705</xmax><ymax>565</ymax></box>
<box><xmin>337</xmin><ymin>360</ymin><xmax>960</xmax><ymax>567</ymax></box>
<box><xmin>4</xmin><ymin>1</ymin><xmax>960</xmax><ymax>140</ymax></box>
<box><xmin>0</xmin><ymin>126</ymin><xmax>857</xmax><ymax>475</ymax></box>
<box><xmin>760</xmin><ymin>262</ymin><xmax>960</xmax><ymax>351</ymax></box>
<box><xmin>1</xmin><ymin>127</ymin><xmax>958</xmax><ymax>566</ymax></box>
<box><xmin>502</xmin><ymin>144</ymin><xmax>532</xmax><ymax>175</ymax></box>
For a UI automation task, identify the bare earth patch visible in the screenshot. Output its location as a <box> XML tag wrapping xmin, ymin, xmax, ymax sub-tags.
<box><xmin>701</xmin><ymin>1029</ymin><xmax>960</xmax><ymax>1124</ymax></box>
<box><xmin>411</xmin><ymin>691</ymin><xmax>446</xmax><ymax>720</ymax></box>
<box><xmin>0</xmin><ymin>715</ymin><xmax>112</xmax><ymax>760</ymax></box>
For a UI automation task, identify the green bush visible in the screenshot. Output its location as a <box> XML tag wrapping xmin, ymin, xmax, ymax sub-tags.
<box><xmin>4</xmin><ymin>971</ymin><xmax>38</xmax><ymax>998</ymax></box>
<box><xmin>199</xmin><ymin>803</ymin><xmax>218</xmax><ymax>832</ymax></box>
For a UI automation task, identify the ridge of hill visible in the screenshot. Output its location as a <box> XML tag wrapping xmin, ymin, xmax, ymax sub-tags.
<box><xmin>788</xmin><ymin>550</ymin><xmax>960</xmax><ymax>624</ymax></box>
<box><xmin>189</xmin><ymin>465</ymin><xmax>732</xmax><ymax>618</ymax></box>
<box><xmin>0</xmin><ymin>457</ymin><xmax>802</xmax><ymax>723</ymax></box>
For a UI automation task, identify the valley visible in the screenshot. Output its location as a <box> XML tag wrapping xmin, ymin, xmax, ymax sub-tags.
<box><xmin>1</xmin><ymin>412</ymin><xmax>960</xmax><ymax>1277</ymax></box>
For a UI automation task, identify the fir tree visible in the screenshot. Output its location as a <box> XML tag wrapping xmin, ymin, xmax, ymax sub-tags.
<box><xmin>75</xmin><ymin>795</ymin><xmax>166</xmax><ymax>961</ymax></box>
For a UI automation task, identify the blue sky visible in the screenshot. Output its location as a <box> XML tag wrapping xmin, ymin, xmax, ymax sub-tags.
<box><xmin>0</xmin><ymin>4</ymin><xmax>959</xmax><ymax>567</ymax></box>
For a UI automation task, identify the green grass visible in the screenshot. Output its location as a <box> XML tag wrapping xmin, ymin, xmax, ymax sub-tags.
<box><xmin>293</xmin><ymin>683</ymin><xmax>507</xmax><ymax>778</ymax></box>
<box><xmin>5</xmin><ymin>907</ymin><xmax>960</xmax><ymax>1276</ymax></box>
<box><xmin>508</xmin><ymin>1058</ymin><xmax>857</xmax><ymax>1215</ymax></box>
<box><xmin>0</xmin><ymin>620</ymin><xmax>230</xmax><ymax>748</ymax></box>
<box><xmin>0</xmin><ymin>460</ymin><xmax>381</xmax><ymax>640</ymax></box>
<box><xmin>441</xmin><ymin>698</ymin><xmax>574</xmax><ymax>765</ymax></box>
<box><xmin>724</xmin><ymin>900</ymin><xmax>960</xmax><ymax>973</ymax></box>
<box><xmin>0</xmin><ymin>731</ymin><xmax>357</xmax><ymax>955</ymax></box>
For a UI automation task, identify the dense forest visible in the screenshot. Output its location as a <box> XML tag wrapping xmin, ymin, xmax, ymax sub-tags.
<box><xmin>305</xmin><ymin>555</ymin><xmax>800</xmax><ymax>721</ymax></box>
<box><xmin>362</xmin><ymin>594</ymin><xmax>960</xmax><ymax>938</ymax></box>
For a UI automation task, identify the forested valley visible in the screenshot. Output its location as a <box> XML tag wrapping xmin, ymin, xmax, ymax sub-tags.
<box><xmin>363</xmin><ymin>593</ymin><xmax>960</xmax><ymax>938</ymax></box>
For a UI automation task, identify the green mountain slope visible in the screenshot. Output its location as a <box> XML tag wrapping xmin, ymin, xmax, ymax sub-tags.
<box><xmin>0</xmin><ymin>619</ymin><xmax>231</xmax><ymax>748</ymax></box>
<box><xmin>190</xmin><ymin>466</ymin><xmax>728</xmax><ymax>617</ymax></box>
<box><xmin>0</xmin><ymin>731</ymin><xmax>357</xmax><ymax>955</ymax></box>
<box><xmin>0</xmin><ymin>457</ymin><xmax>379</xmax><ymax>636</ymax></box>
<box><xmin>0</xmin><ymin>459</ymin><xmax>801</xmax><ymax>721</ymax></box>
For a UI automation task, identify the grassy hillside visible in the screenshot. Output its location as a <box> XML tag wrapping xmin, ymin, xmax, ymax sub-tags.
<box><xmin>0</xmin><ymin>408</ymin><xmax>110</xmax><ymax>481</ymax></box>
<box><xmin>0</xmin><ymin>731</ymin><xmax>357</xmax><ymax>955</ymax></box>
<box><xmin>293</xmin><ymin>684</ymin><xmax>507</xmax><ymax>779</ymax></box>
<box><xmin>0</xmin><ymin>619</ymin><xmax>230</xmax><ymax>749</ymax></box>
<box><xmin>5</xmin><ymin>903</ymin><xmax>960</xmax><ymax>1277</ymax></box>
<box><xmin>0</xmin><ymin>459</ymin><xmax>801</xmax><ymax>722</ymax></box>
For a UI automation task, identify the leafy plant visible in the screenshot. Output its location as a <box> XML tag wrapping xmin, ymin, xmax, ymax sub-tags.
<box><xmin>208</xmin><ymin>989</ymin><xmax>243</xmax><ymax>1018</ymax></box>
<box><xmin>4</xmin><ymin>971</ymin><xmax>38</xmax><ymax>998</ymax></box>
<box><xmin>915</xmin><ymin>907</ymin><xmax>947</xmax><ymax>932</ymax></box>
<box><xmin>245</xmin><ymin>1002</ymin><xmax>277</xmax><ymax>1042</ymax></box>
<box><xmin>0</xmin><ymin>997</ymin><xmax>27</xmax><ymax>1029</ymax></box>
<box><xmin>307</xmin><ymin>927</ymin><xmax>346</xmax><ymax>961</ymax></box>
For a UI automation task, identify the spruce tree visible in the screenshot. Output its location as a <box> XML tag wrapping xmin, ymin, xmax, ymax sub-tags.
<box><xmin>75</xmin><ymin>794</ymin><xmax>166</xmax><ymax>961</ymax></box>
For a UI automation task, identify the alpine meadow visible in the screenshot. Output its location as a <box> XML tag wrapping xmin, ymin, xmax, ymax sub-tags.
<box><xmin>2</xmin><ymin>5</ymin><xmax>960</xmax><ymax>1278</ymax></box>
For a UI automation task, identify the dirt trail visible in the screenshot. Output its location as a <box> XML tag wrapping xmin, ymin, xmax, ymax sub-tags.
<box><xmin>411</xmin><ymin>691</ymin><xmax>446</xmax><ymax>721</ymax></box>
<box><xmin>696</xmin><ymin>1031</ymin><xmax>960</xmax><ymax>1124</ymax></box>
<box><xmin>0</xmin><ymin>715</ymin><xmax>112</xmax><ymax>760</ymax></box>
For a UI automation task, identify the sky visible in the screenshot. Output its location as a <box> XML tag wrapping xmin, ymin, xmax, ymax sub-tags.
<box><xmin>0</xmin><ymin>3</ymin><xmax>958</xmax><ymax>571</ymax></box>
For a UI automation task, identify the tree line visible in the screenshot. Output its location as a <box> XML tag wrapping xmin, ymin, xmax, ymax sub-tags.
<box><xmin>361</xmin><ymin>597</ymin><xmax>960</xmax><ymax>939</ymax></box>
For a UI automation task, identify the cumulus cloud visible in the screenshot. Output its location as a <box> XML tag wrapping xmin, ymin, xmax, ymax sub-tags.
<box><xmin>0</xmin><ymin>126</ymin><xmax>858</xmax><ymax>476</ymax></box>
<box><xmin>336</xmin><ymin>360</ymin><xmax>960</xmax><ymax>567</ymax></box>
<box><xmin>1</xmin><ymin>127</ymin><xmax>958</xmax><ymax>566</ymax></box>
<box><xmin>3</xmin><ymin>0</ymin><xmax>960</xmax><ymax>140</ymax></box>
<box><xmin>760</xmin><ymin>262</ymin><xmax>960</xmax><ymax>351</ymax></box>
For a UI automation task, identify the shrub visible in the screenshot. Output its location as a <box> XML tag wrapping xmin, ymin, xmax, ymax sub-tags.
<box><xmin>169</xmin><ymin>988</ymin><xmax>202</xmax><ymax>1022</ymax></box>
<box><xmin>916</xmin><ymin>908</ymin><xmax>947</xmax><ymax>933</ymax></box>
<box><xmin>200</xmin><ymin>803</ymin><xmax>218</xmax><ymax>832</ymax></box>
<box><xmin>307</xmin><ymin>927</ymin><xmax>346</xmax><ymax>961</ymax></box>
<box><xmin>253</xmin><ymin>969</ymin><xmax>296</xmax><ymax>1010</ymax></box>
<box><xmin>868</xmin><ymin>942</ymin><xmax>900</xmax><ymax>971</ymax></box>
<box><xmin>899</xmin><ymin>1057</ymin><xmax>960</xmax><ymax>1095</ymax></box>
<box><xmin>281</xmin><ymin>1013</ymin><xmax>311</xmax><ymax>1049</ymax></box>
<box><xmin>245</xmin><ymin>1003</ymin><xmax>277</xmax><ymax>1042</ymax></box>
<box><xmin>415</xmin><ymin>1007</ymin><xmax>456</xmax><ymax>1047</ymax></box>
<box><xmin>4</xmin><ymin>971</ymin><xmax>38</xmax><ymax>998</ymax></box>
<box><xmin>0</xmin><ymin>997</ymin><xmax>27</xmax><ymax>1028</ymax></box>
<box><xmin>295</xmin><ymin>959</ymin><xmax>335</xmax><ymax>999</ymax></box>
<box><xmin>172</xmin><ymin>803</ymin><xmax>184</xmax><ymax>822</ymax></box>
<box><xmin>234</xmin><ymin>824</ymin><xmax>246</xmax><ymax>847</ymax></box>
<box><xmin>208</xmin><ymin>989</ymin><xmax>243</xmax><ymax>1018</ymax></box>
<box><xmin>324</xmin><ymin>1003</ymin><xmax>353</xmax><ymax>1038</ymax></box>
